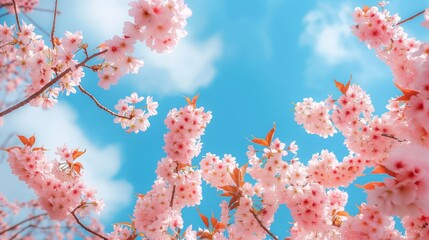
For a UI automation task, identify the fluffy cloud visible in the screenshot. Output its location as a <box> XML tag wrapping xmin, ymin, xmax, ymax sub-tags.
<box><xmin>134</xmin><ymin>36</ymin><xmax>222</xmax><ymax>94</ymax></box>
<box><xmin>0</xmin><ymin>104</ymin><xmax>132</xmax><ymax>220</ymax></box>
<box><xmin>300</xmin><ymin>3</ymin><xmax>388</xmax><ymax>88</ymax></box>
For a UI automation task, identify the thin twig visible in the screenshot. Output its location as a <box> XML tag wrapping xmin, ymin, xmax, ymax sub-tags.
<box><xmin>397</xmin><ymin>9</ymin><xmax>425</xmax><ymax>25</ymax></box>
<box><xmin>381</xmin><ymin>133</ymin><xmax>406</xmax><ymax>142</ymax></box>
<box><xmin>0</xmin><ymin>49</ymin><xmax>107</xmax><ymax>117</ymax></box>
<box><xmin>50</xmin><ymin>0</ymin><xmax>58</xmax><ymax>48</ymax></box>
<box><xmin>0</xmin><ymin>213</ymin><xmax>47</xmax><ymax>235</ymax></box>
<box><xmin>249</xmin><ymin>209</ymin><xmax>278</xmax><ymax>240</ymax></box>
<box><xmin>0</xmin><ymin>12</ymin><xmax>9</xmax><ymax>18</ymax></box>
<box><xmin>170</xmin><ymin>185</ymin><xmax>176</xmax><ymax>208</ymax></box>
<box><xmin>70</xmin><ymin>204</ymin><xmax>108</xmax><ymax>240</ymax></box>
<box><xmin>9</xmin><ymin>224</ymin><xmax>32</xmax><ymax>240</ymax></box>
<box><xmin>11</xmin><ymin>0</ymin><xmax>20</xmax><ymax>32</ymax></box>
<box><xmin>78</xmin><ymin>85</ymin><xmax>131</xmax><ymax>120</ymax></box>
<box><xmin>22</xmin><ymin>12</ymin><xmax>50</xmax><ymax>37</ymax></box>
<box><xmin>170</xmin><ymin>162</ymin><xmax>179</xmax><ymax>208</ymax></box>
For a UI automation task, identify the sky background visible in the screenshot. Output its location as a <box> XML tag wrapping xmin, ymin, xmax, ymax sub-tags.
<box><xmin>1</xmin><ymin>0</ymin><xmax>428</xmax><ymax>238</ymax></box>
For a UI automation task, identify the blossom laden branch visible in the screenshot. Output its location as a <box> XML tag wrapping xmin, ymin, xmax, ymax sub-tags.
<box><xmin>0</xmin><ymin>49</ymin><xmax>107</xmax><ymax>117</ymax></box>
<box><xmin>249</xmin><ymin>209</ymin><xmax>278</xmax><ymax>240</ymax></box>
<box><xmin>70</xmin><ymin>204</ymin><xmax>108</xmax><ymax>240</ymax></box>
<box><xmin>0</xmin><ymin>213</ymin><xmax>47</xmax><ymax>235</ymax></box>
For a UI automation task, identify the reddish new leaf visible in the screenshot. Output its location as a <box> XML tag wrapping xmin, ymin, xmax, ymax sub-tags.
<box><xmin>72</xmin><ymin>162</ymin><xmax>83</xmax><ymax>175</ymax></box>
<box><xmin>394</xmin><ymin>83</ymin><xmax>419</xmax><ymax>101</ymax></box>
<box><xmin>371</xmin><ymin>165</ymin><xmax>397</xmax><ymax>177</ymax></box>
<box><xmin>72</xmin><ymin>149</ymin><xmax>86</xmax><ymax>160</ymax></box>
<box><xmin>214</xmin><ymin>222</ymin><xmax>227</xmax><ymax>232</ymax></box>
<box><xmin>210</xmin><ymin>212</ymin><xmax>218</xmax><ymax>228</ymax></box>
<box><xmin>184</xmin><ymin>94</ymin><xmax>199</xmax><ymax>108</ymax></box>
<box><xmin>219</xmin><ymin>185</ymin><xmax>237</xmax><ymax>193</ymax></box>
<box><xmin>334</xmin><ymin>77</ymin><xmax>351</xmax><ymax>95</ymax></box>
<box><xmin>197</xmin><ymin>209</ymin><xmax>209</xmax><ymax>228</ymax></box>
<box><xmin>251</xmin><ymin>124</ymin><xmax>276</xmax><ymax>147</ymax></box>
<box><xmin>18</xmin><ymin>135</ymin><xmax>33</xmax><ymax>147</ymax></box>
<box><xmin>356</xmin><ymin>181</ymin><xmax>385</xmax><ymax>190</ymax></box>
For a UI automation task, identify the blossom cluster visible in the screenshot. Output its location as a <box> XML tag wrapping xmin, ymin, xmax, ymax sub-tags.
<box><xmin>98</xmin><ymin>0</ymin><xmax>192</xmax><ymax>89</ymax></box>
<box><xmin>130</xmin><ymin>101</ymin><xmax>211</xmax><ymax>239</ymax></box>
<box><xmin>4</xmin><ymin>136</ymin><xmax>103</xmax><ymax>220</ymax></box>
<box><xmin>0</xmin><ymin>0</ymin><xmax>38</xmax><ymax>13</ymax></box>
<box><xmin>114</xmin><ymin>92</ymin><xmax>158</xmax><ymax>133</ymax></box>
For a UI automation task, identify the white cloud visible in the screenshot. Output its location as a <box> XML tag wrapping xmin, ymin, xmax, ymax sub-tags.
<box><xmin>301</xmin><ymin>4</ymin><xmax>355</xmax><ymax>65</ymax></box>
<box><xmin>134</xmin><ymin>36</ymin><xmax>222</xmax><ymax>94</ymax></box>
<box><xmin>69</xmin><ymin>0</ymin><xmax>132</xmax><ymax>40</ymax></box>
<box><xmin>0</xmin><ymin>104</ymin><xmax>132</xmax><ymax>221</ymax></box>
<box><xmin>300</xmin><ymin>3</ymin><xmax>388</xmax><ymax>88</ymax></box>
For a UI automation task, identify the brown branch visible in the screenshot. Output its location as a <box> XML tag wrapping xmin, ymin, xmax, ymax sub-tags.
<box><xmin>11</xmin><ymin>0</ymin><xmax>20</xmax><ymax>32</ymax></box>
<box><xmin>70</xmin><ymin>204</ymin><xmax>108</xmax><ymax>240</ymax></box>
<box><xmin>0</xmin><ymin>49</ymin><xmax>107</xmax><ymax>117</ymax></box>
<box><xmin>0</xmin><ymin>213</ymin><xmax>47</xmax><ymax>235</ymax></box>
<box><xmin>0</xmin><ymin>12</ymin><xmax>9</xmax><ymax>18</ymax></box>
<box><xmin>9</xmin><ymin>224</ymin><xmax>32</xmax><ymax>240</ymax></box>
<box><xmin>78</xmin><ymin>85</ymin><xmax>131</xmax><ymax>120</ymax></box>
<box><xmin>397</xmin><ymin>9</ymin><xmax>426</xmax><ymax>25</ymax></box>
<box><xmin>50</xmin><ymin>0</ymin><xmax>58</xmax><ymax>48</ymax></box>
<box><xmin>249</xmin><ymin>209</ymin><xmax>278</xmax><ymax>240</ymax></box>
<box><xmin>170</xmin><ymin>162</ymin><xmax>179</xmax><ymax>208</ymax></box>
<box><xmin>381</xmin><ymin>133</ymin><xmax>406</xmax><ymax>142</ymax></box>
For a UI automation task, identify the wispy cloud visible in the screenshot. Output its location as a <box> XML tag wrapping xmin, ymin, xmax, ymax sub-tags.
<box><xmin>300</xmin><ymin>3</ymin><xmax>388</xmax><ymax>88</ymax></box>
<box><xmin>0</xmin><ymin>104</ymin><xmax>132</xmax><ymax>220</ymax></box>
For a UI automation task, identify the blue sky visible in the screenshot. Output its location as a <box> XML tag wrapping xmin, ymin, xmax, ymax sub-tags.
<box><xmin>1</xmin><ymin>0</ymin><xmax>428</xmax><ymax>238</ymax></box>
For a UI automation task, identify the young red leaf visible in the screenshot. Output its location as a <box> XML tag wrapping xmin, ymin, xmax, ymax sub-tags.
<box><xmin>17</xmin><ymin>135</ymin><xmax>30</xmax><ymax>146</ymax></box>
<box><xmin>72</xmin><ymin>149</ymin><xmax>86</xmax><ymax>160</ymax></box>
<box><xmin>72</xmin><ymin>162</ymin><xmax>84</xmax><ymax>175</ymax></box>
<box><xmin>356</xmin><ymin>181</ymin><xmax>385</xmax><ymax>190</ymax></box>
<box><xmin>210</xmin><ymin>212</ymin><xmax>218</xmax><ymax>228</ymax></box>
<box><xmin>184</xmin><ymin>94</ymin><xmax>199</xmax><ymax>108</ymax></box>
<box><xmin>197</xmin><ymin>209</ymin><xmax>209</xmax><ymax>228</ymax></box>
<box><xmin>250</xmin><ymin>138</ymin><xmax>269</xmax><ymax>147</ymax></box>
<box><xmin>394</xmin><ymin>83</ymin><xmax>419</xmax><ymax>101</ymax></box>
<box><xmin>335</xmin><ymin>210</ymin><xmax>350</xmax><ymax>217</ymax></box>
<box><xmin>219</xmin><ymin>185</ymin><xmax>237</xmax><ymax>193</ymax></box>
<box><xmin>214</xmin><ymin>222</ymin><xmax>227</xmax><ymax>232</ymax></box>
<box><xmin>371</xmin><ymin>165</ymin><xmax>397</xmax><ymax>177</ymax></box>
<box><xmin>28</xmin><ymin>135</ymin><xmax>36</xmax><ymax>147</ymax></box>
<box><xmin>334</xmin><ymin>78</ymin><xmax>351</xmax><ymax>95</ymax></box>
<box><xmin>265</xmin><ymin>123</ymin><xmax>276</xmax><ymax>145</ymax></box>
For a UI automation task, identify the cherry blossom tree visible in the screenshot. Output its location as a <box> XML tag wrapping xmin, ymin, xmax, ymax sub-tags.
<box><xmin>1</xmin><ymin>0</ymin><xmax>429</xmax><ymax>239</ymax></box>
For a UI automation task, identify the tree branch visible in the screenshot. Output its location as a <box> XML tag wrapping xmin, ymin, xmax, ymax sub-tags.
<box><xmin>170</xmin><ymin>162</ymin><xmax>179</xmax><ymax>208</ymax></box>
<box><xmin>0</xmin><ymin>49</ymin><xmax>107</xmax><ymax>117</ymax></box>
<box><xmin>50</xmin><ymin>0</ymin><xmax>58</xmax><ymax>48</ymax></box>
<box><xmin>11</xmin><ymin>0</ymin><xmax>20</xmax><ymax>32</ymax></box>
<box><xmin>70</xmin><ymin>204</ymin><xmax>108</xmax><ymax>240</ymax></box>
<box><xmin>397</xmin><ymin>9</ymin><xmax>425</xmax><ymax>25</ymax></box>
<box><xmin>0</xmin><ymin>213</ymin><xmax>47</xmax><ymax>235</ymax></box>
<box><xmin>249</xmin><ymin>209</ymin><xmax>278</xmax><ymax>240</ymax></box>
<box><xmin>78</xmin><ymin>84</ymin><xmax>131</xmax><ymax>120</ymax></box>
<box><xmin>381</xmin><ymin>133</ymin><xmax>406</xmax><ymax>142</ymax></box>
